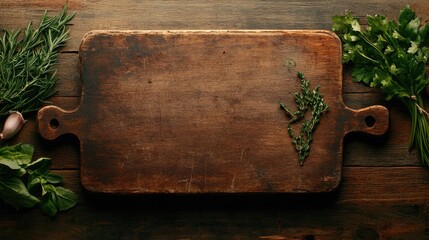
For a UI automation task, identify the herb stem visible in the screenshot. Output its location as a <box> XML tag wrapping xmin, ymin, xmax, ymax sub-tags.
<box><xmin>410</xmin><ymin>95</ymin><xmax>429</xmax><ymax>119</ymax></box>
<box><xmin>0</xmin><ymin>4</ymin><xmax>75</xmax><ymax>117</ymax></box>
<box><xmin>333</xmin><ymin>5</ymin><xmax>429</xmax><ymax>167</ymax></box>
<box><xmin>280</xmin><ymin>71</ymin><xmax>329</xmax><ymax>165</ymax></box>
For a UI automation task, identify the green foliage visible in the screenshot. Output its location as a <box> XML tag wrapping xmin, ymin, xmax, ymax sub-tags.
<box><xmin>0</xmin><ymin>4</ymin><xmax>75</xmax><ymax>116</ymax></box>
<box><xmin>0</xmin><ymin>144</ymin><xmax>77</xmax><ymax>217</ymax></box>
<box><xmin>0</xmin><ymin>177</ymin><xmax>40</xmax><ymax>208</ymax></box>
<box><xmin>333</xmin><ymin>5</ymin><xmax>429</xmax><ymax>166</ymax></box>
<box><xmin>280</xmin><ymin>71</ymin><xmax>329</xmax><ymax>166</ymax></box>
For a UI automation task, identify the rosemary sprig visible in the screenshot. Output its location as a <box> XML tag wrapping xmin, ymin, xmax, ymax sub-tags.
<box><xmin>0</xmin><ymin>4</ymin><xmax>75</xmax><ymax>116</ymax></box>
<box><xmin>280</xmin><ymin>71</ymin><xmax>329</xmax><ymax>165</ymax></box>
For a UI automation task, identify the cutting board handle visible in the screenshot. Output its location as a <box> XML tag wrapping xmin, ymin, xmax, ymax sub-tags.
<box><xmin>37</xmin><ymin>106</ymin><xmax>81</xmax><ymax>140</ymax></box>
<box><xmin>344</xmin><ymin>105</ymin><xmax>389</xmax><ymax>136</ymax></box>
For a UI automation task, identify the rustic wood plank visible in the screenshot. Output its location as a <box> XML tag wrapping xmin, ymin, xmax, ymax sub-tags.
<box><xmin>53</xmin><ymin>54</ymin><xmax>395</xmax><ymax>97</ymax></box>
<box><xmin>57</xmin><ymin>30</ymin><xmax>347</xmax><ymax>193</ymax></box>
<box><xmin>48</xmin><ymin>54</ymin><xmax>429</xmax><ymax>101</ymax></box>
<box><xmin>3</xmin><ymin>203</ymin><xmax>426</xmax><ymax>240</ymax></box>
<box><xmin>50</xmin><ymin>167</ymin><xmax>429</xmax><ymax>201</ymax></box>
<box><xmin>55</xmin><ymin>53</ymin><xmax>81</xmax><ymax>97</ymax></box>
<box><xmin>0</xmin><ymin>3</ymin><xmax>424</xmax><ymax>171</ymax></box>
<box><xmin>3</xmin><ymin>92</ymin><xmax>422</xmax><ymax>170</ymax></box>
<box><xmin>1</xmin><ymin>0</ymin><xmax>428</xmax><ymax>51</ymax></box>
<box><xmin>343</xmin><ymin>94</ymin><xmax>422</xmax><ymax>166</ymax></box>
<box><xmin>4</xmin><ymin>93</ymin><xmax>419</xmax><ymax>169</ymax></box>
<box><xmin>7</xmin><ymin>97</ymin><xmax>81</xmax><ymax>170</ymax></box>
<box><xmin>1</xmin><ymin>1</ymin><xmax>429</xmax><ymax>239</ymax></box>
<box><xmin>1</xmin><ymin>168</ymin><xmax>428</xmax><ymax>240</ymax></box>
<box><xmin>51</xmin><ymin>54</ymin><xmax>389</xmax><ymax>98</ymax></box>
<box><xmin>0</xmin><ymin>0</ymin><xmax>426</xmax><ymax>102</ymax></box>
<box><xmin>340</xmin><ymin>167</ymin><xmax>429</xmax><ymax>201</ymax></box>
<box><xmin>36</xmin><ymin>30</ymin><xmax>390</xmax><ymax>194</ymax></box>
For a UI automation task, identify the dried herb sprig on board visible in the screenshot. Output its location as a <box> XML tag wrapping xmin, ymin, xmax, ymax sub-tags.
<box><xmin>0</xmin><ymin>4</ymin><xmax>75</xmax><ymax>116</ymax></box>
<box><xmin>280</xmin><ymin>70</ymin><xmax>329</xmax><ymax>165</ymax></box>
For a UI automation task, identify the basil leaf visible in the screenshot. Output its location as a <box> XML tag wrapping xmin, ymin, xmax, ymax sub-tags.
<box><xmin>41</xmin><ymin>184</ymin><xmax>77</xmax><ymax>216</ymax></box>
<box><xmin>40</xmin><ymin>192</ymin><xmax>57</xmax><ymax>217</ymax></box>
<box><xmin>0</xmin><ymin>144</ymin><xmax>34</xmax><ymax>167</ymax></box>
<box><xmin>25</xmin><ymin>157</ymin><xmax>51</xmax><ymax>175</ymax></box>
<box><xmin>17</xmin><ymin>144</ymin><xmax>34</xmax><ymax>158</ymax></box>
<box><xmin>0</xmin><ymin>157</ymin><xmax>23</xmax><ymax>171</ymax></box>
<box><xmin>55</xmin><ymin>187</ymin><xmax>78</xmax><ymax>211</ymax></box>
<box><xmin>0</xmin><ymin>177</ymin><xmax>40</xmax><ymax>208</ymax></box>
<box><xmin>0</xmin><ymin>142</ymin><xmax>78</xmax><ymax>216</ymax></box>
<box><xmin>27</xmin><ymin>174</ymin><xmax>42</xmax><ymax>194</ymax></box>
<box><xmin>44</xmin><ymin>173</ymin><xmax>63</xmax><ymax>184</ymax></box>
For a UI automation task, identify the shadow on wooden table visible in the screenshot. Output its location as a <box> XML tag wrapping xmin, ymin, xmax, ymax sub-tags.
<box><xmin>81</xmin><ymin>189</ymin><xmax>341</xmax><ymax>212</ymax></box>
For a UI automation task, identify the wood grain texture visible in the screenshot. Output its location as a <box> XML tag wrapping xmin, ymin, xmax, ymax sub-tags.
<box><xmin>1</xmin><ymin>1</ymin><xmax>429</xmax><ymax>239</ymax></box>
<box><xmin>1</xmin><ymin>168</ymin><xmax>428</xmax><ymax>239</ymax></box>
<box><xmin>37</xmin><ymin>30</ymin><xmax>388</xmax><ymax>194</ymax></box>
<box><xmin>1</xmin><ymin>0</ymin><xmax>429</xmax><ymax>51</ymax></box>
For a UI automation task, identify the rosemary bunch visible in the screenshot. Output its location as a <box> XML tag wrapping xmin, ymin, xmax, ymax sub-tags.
<box><xmin>0</xmin><ymin>5</ymin><xmax>75</xmax><ymax>116</ymax></box>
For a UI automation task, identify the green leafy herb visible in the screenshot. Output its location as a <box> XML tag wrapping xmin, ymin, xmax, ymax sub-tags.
<box><xmin>0</xmin><ymin>4</ymin><xmax>75</xmax><ymax>116</ymax></box>
<box><xmin>332</xmin><ymin>5</ymin><xmax>429</xmax><ymax>166</ymax></box>
<box><xmin>0</xmin><ymin>143</ymin><xmax>77</xmax><ymax>217</ymax></box>
<box><xmin>280</xmin><ymin>70</ymin><xmax>329</xmax><ymax>165</ymax></box>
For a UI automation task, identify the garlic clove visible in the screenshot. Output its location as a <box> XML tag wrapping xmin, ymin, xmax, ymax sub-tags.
<box><xmin>0</xmin><ymin>111</ymin><xmax>27</xmax><ymax>140</ymax></box>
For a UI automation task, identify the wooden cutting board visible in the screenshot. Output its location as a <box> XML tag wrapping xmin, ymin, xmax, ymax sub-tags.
<box><xmin>37</xmin><ymin>30</ymin><xmax>389</xmax><ymax>194</ymax></box>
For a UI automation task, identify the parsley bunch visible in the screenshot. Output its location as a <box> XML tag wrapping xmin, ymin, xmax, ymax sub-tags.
<box><xmin>0</xmin><ymin>4</ymin><xmax>75</xmax><ymax>116</ymax></box>
<box><xmin>333</xmin><ymin>6</ymin><xmax>429</xmax><ymax>166</ymax></box>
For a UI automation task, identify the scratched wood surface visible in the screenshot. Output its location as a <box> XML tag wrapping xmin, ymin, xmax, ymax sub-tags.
<box><xmin>37</xmin><ymin>30</ymin><xmax>388</xmax><ymax>194</ymax></box>
<box><xmin>1</xmin><ymin>1</ymin><xmax>429</xmax><ymax>239</ymax></box>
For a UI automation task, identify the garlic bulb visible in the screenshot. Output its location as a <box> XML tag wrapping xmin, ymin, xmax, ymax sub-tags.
<box><xmin>0</xmin><ymin>111</ymin><xmax>26</xmax><ymax>140</ymax></box>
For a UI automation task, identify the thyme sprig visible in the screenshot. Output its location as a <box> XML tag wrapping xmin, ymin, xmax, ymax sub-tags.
<box><xmin>280</xmin><ymin>71</ymin><xmax>329</xmax><ymax>165</ymax></box>
<box><xmin>0</xmin><ymin>4</ymin><xmax>75</xmax><ymax>116</ymax></box>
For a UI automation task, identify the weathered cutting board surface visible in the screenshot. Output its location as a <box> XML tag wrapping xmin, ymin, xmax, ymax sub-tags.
<box><xmin>37</xmin><ymin>30</ymin><xmax>388</xmax><ymax>194</ymax></box>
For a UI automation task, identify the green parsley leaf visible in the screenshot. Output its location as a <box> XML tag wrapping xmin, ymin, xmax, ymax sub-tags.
<box><xmin>333</xmin><ymin>5</ymin><xmax>429</xmax><ymax>166</ymax></box>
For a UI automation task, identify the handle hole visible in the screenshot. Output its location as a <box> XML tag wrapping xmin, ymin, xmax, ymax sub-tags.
<box><xmin>50</xmin><ymin>118</ymin><xmax>60</xmax><ymax>129</ymax></box>
<box><xmin>365</xmin><ymin>115</ymin><xmax>376</xmax><ymax>128</ymax></box>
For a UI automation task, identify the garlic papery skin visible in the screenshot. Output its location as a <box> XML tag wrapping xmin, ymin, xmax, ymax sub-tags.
<box><xmin>0</xmin><ymin>111</ymin><xmax>27</xmax><ymax>140</ymax></box>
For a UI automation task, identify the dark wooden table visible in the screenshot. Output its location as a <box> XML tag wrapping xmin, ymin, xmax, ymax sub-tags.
<box><xmin>1</xmin><ymin>1</ymin><xmax>429</xmax><ymax>239</ymax></box>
